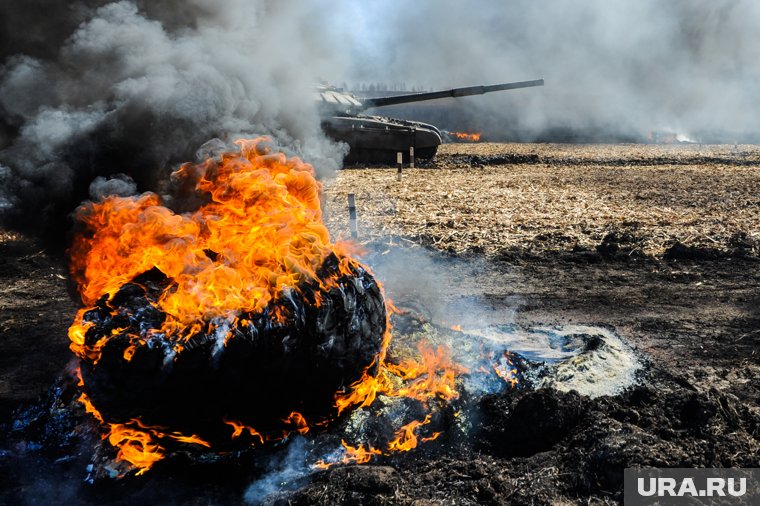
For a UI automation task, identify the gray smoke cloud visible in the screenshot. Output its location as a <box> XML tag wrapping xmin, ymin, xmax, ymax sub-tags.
<box><xmin>3</xmin><ymin>0</ymin><xmax>758</xmax><ymax>238</ymax></box>
<box><xmin>88</xmin><ymin>173</ymin><xmax>137</xmax><ymax>201</ymax></box>
<box><xmin>332</xmin><ymin>0</ymin><xmax>760</xmax><ymax>141</ymax></box>
<box><xmin>0</xmin><ymin>0</ymin><xmax>348</xmax><ymax>237</ymax></box>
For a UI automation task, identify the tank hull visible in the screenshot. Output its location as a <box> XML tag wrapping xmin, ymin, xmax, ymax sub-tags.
<box><xmin>322</xmin><ymin>115</ymin><xmax>441</xmax><ymax>164</ymax></box>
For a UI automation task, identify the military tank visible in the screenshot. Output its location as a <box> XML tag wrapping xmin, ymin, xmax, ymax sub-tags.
<box><xmin>317</xmin><ymin>79</ymin><xmax>544</xmax><ymax>163</ymax></box>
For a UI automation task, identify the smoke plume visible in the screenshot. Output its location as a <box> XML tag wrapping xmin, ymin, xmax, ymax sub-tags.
<box><xmin>3</xmin><ymin>1</ymin><xmax>758</xmax><ymax>239</ymax></box>
<box><xmin>0</xmin><ymin>0</ymin><xmax>347</xmax><ymax>240</ymax></box>
<box><xmin>334</xmin><ymin>0</ymin><xmax>760</xmax><ymax>142</ymax></box>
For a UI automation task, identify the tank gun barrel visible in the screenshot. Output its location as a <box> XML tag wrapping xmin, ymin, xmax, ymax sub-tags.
<box><xmin>362</xmin><ymin>79</ymin><xmax>544</xmax><ymax>109</ymax></box>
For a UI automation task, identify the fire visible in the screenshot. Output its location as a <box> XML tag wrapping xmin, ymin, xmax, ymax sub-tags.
<box><xmin>69</xmin><ymin>138</ymin><xmax>358</xmax><ymax>359</ymax></box>
<box><xmin>69</xmin><ymin>137</ymin><xmax>470</xmax><ymax>475</ymax></box>
<box><xmin>69</xmin><ymin>137</ymin><xmax>385</xmax><ymax>472</ymax></box>
<box><xmin>77</xmin><ymin>391</ymin><xmax>104</xmax><ymax>424</ymax></box>
<box><xmin>316</xmin><ymin>340</ymin><xmax>466</xmax><ymax>467</ymax></box>
<box><xmin>107</xmin><ymin>424</ymin><xmax>164</xmax><ymax>476</ymax></box>
<box><xmin>384</xmin><ymin>341</ymin><xmax>469</xmax><ymax>402</ymax></box>
<box><xmin>387</xmin><ymin>415</ymin><xmax>433</xmax><ymax>452</ymax></box>
<box><xmin>492</xmin><ymin>351</ymin><xmax>519</xmax><ymax>388</ymax></box>
<box><xmin>453</xmin><ymin>131</ymin><xmax>481</xmax><ymax>142</ymax></box>
<box><xmin>334</xmin><ymin>327</ymin><xmax>394</xmax><ymax>416</ymax></box>
<box><xmin>316</xmin><ymin>412</ymin><xmax>443</xmax><ymax>469</ymax></box>
<box><xmin>283</xmin><ymin>411</ymin><xmax>310</xmax><ymax>435</ymax></box>
<box><xmin>224</xmin><ymin>419</ymin><xmax>265</xmax><ymax>444</ymax></box>
<box><xmin>68</xmin><ymin>317</ymin><xmax>97</xmax><ymax>362</ymax></box>
<box><xmin>334</xmin><ymin>339</ymin><xmax>468</xmax><ymax>417</ymax></box>
<box><xmin>315</xmin><ymin>440</ymin><xmax>383</xmax><ymax>469</ymax></box>
<box><xmin>101</xmin><ymin>418</ymin><xmax>211</xmax><ymax>474</ymax></box>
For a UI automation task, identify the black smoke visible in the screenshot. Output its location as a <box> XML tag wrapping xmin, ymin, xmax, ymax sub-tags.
<box><xmin>0</xmin><ymin>0</ymin><xmax>347</xmax><ymax>243</ymax></box>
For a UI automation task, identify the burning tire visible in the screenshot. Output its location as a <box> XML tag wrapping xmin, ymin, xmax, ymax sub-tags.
<box><xmin>67</xmin><ymin>138</ymin><xmax>390</xmax><ymax>470</ymax></box>
<box><xmin>78</xmin><ymin>253</ymin><xmax>386</xmax><ymax>447</ymax></box>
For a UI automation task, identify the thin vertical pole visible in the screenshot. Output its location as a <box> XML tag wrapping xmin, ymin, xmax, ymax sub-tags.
<box><xmin>347</xmin><ymin>193</ymin><xmax>358</xmax><ymax>239</ymax></box>
<box><xmin>410</xmin><ymin>128</ymin><xmax>416</xmax><ymax>169</ymax></box>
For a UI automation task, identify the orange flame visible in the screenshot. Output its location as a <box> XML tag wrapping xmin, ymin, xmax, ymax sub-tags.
<box><xmin>77</xmin><ymin>391</ymin><xmax>104</xmax><ymax>424</ymax></box>
<box><xmin>69</xmin><ymin>138</ymin><xmax>359</xmax><ymax>362</ymax></box>
<box><xmin>383</xmin><ymin>341</ymin><xmax>469</xmax><ymax>402</ymax></box>
<box><xmin>328</xmin><ymin>339</ymin><xmax>467</xmax><ymax>463</ymax></box>
<box><xmin>166</xmin><ymin>432</ymin><xmax>211</xmax><ymax>448</ymax></box>
<box><xmin>224</xmin><ymin>419</ymin><xmax>265</xmax><ymax>445</ymax></box>
<box><xmin>334</xmin><ymin>326</ymin><xmax>394</xmax><ymax>416</ymax></box>
<box><xmin>316</xmin><ymin>413</ymin><xmax>442</xmax><ymax>469</ymax></box>
<box><xmin>106</xmin><ymin>424</ymin><xmax>164</xmax><ymax>476</ymax></box>
<box><xmin>68</xmin><ymin>316</ymin><xmax>97</xmax><ymax>362</ymax></box>
<box><xmin>315</xmin><ymin>440</ymin><xmax>383</xmax><ymax>469</ymax></box>
<box><xmin>335</xmin><ymin>338</ymin><xmax>467</xmax><ymax>419</ymax></box>
<box><xmin>453</xmin><ymin>131</ymin><xmax>481</xmax><ymax>142</ymax></box>
<box><xmin>283</xmin><ymin>411</ymin><xmax>310</xmax><ymax>435</ymax></box>
<box><xmin>122</xmin><ymin>345</ymin><xmax>137</xmax><ymax>362</ymax></box>
<box><xmin>101</xmin><ymin>418</ymin><xmax>211</xmax><ymax>474</ymax></box>
<box><xmin>387</xmin><ymin>415</ymin><xmax>432</xmax><ymax>452</ymax></box>
<box><xmin>69</xmin><ymin>137</ymin><xmax>384</xmax><ymax>472</ymax></box>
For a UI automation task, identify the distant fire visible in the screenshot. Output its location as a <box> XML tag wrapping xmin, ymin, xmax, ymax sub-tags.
<box><xmin>67</xmin><ymin>138</ymin><xmax>479</xmax><ymax>475</ymax></box>
<box><xmin>453</xmin><ymin>131</ymin><xmax>482</xmax><ymax>142</ymax></box>
<box><xmin>647</xmin><ymin>131</ymin><xmax>697</xmax><ymax>144</ymax></box>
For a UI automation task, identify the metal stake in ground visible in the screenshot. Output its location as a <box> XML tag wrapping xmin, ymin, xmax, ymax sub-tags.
<box><xmin>397</xmin><ymin>152</ymin><xmax>403</xmax><ymax>181</ymax></box>
<box><xmin>348</xmin><ymin>193</ymin><xmax>358</xmax><ymax>239</ymax></box>
<box><xmin>410</xmin><ymin>128</ymin><xmax>416</xmax><ymax>169</ymax></box>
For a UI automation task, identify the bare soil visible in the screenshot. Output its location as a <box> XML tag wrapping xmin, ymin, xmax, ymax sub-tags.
<box><xmin>326</xmin><ymin>142</ymin><xmax>760</xmax><ymax>257</ymax></box>
<box><xmin>1</xmin><ymin>143</ymin><xmax>759</xmax><ymax>505</ymax></box>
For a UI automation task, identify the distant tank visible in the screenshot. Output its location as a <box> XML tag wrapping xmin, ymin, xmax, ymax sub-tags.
<box><xmin>317</xmin><ymin>79</ymin><xmax>544</xmax><ymax>163</ymax></box>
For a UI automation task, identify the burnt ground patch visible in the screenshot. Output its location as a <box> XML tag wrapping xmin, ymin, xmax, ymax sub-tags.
<box><xmin>275</xmin><ymin>249</ymin><xmax>760</xmax><ymax>505</ymax></box>
<box><xmin>1</xmin><ymin>229</ymin><xmax>759</xmax><ymax>504</ymax></box>
<box><xmin>2</xmin><ymin>142</ymin><xmax>760</xmax><ymax>505</ymax></box>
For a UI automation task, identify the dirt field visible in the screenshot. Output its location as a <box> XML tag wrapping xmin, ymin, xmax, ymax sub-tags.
<box><xmin>1</xmin><ymin>143</ymin><xmax>759</xmax><ymax>504</ymax></box>
<box><xmin>325</xmin><ymin>143</ymin><xmax>760</xmax><ymax>257</ymax></box>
